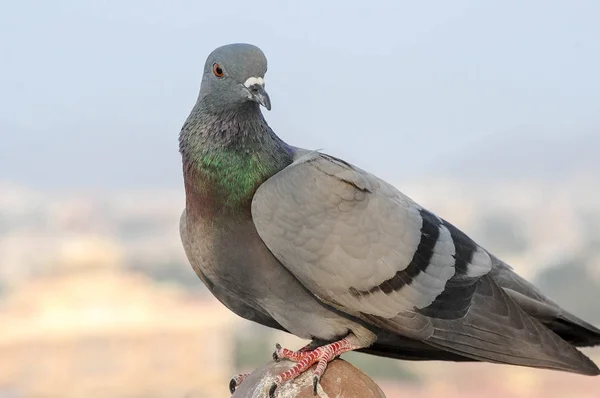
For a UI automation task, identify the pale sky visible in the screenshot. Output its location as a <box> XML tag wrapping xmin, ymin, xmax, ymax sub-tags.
<box><xmin>1</xmin><ymin>0</ymin><xmax>599</xmax><ymax>189</ymax></box>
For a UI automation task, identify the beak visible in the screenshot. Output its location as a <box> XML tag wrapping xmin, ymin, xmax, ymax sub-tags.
<box><xmin>247</xmin><ymin>83</ymin><xmax>271</xmax><ymax>110</ymax></box>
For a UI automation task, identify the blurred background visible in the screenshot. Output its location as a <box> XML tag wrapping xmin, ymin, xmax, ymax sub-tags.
<box><xmin>1</xmin><ymin>1</ymin><xmax>599</xmax><ymax>397</ymax></box>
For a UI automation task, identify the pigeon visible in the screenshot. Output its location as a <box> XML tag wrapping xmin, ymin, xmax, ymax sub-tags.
<box><xmin>178</xmin><ymin>43</ymin><xmax>600</xmax><ymax>397</ymax></box>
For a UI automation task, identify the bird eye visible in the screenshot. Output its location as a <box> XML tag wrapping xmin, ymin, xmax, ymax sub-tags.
<box><xmin>213</xmin><ymin>63</ymin><xmax>224</xmax><ymax>77</ymax></box>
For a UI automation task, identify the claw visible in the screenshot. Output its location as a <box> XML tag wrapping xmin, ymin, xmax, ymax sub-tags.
<box><xmin>273</xmin><ymin>343</ymin><xmax>282</xmax><ymax>362</ymax></box>
<box><xmin>228</xmin><ymin>373</ymin><xmax>249</xmax><ymax>394</ymax></box>
<box><xmin>269</xmin><ymin>382</ymin><xmax>278</xmax><ymax>398</ymax></box>
<box><xmin>312</xmin><ymin>375</ymin><xmax>319</xmax><ymax>395</ymax></box>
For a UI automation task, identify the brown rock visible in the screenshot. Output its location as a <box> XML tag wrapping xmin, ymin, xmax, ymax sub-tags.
<box><xmin>231</xmin><ymin>359</ymin><xmax>386</xmax><ymax>398</ymax></box>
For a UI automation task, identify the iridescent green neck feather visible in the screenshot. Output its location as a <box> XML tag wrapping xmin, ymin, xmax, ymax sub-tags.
<box><xmin>179</xmin><ymin>102</ymin><xmax>294</xmax><ymax>210</ymax></box>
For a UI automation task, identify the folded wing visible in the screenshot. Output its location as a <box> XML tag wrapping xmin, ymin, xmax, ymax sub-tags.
<box><xmin>251</xmin><ymin>151</ymin><xmax>599</xmax><ymax>375</ymax></box>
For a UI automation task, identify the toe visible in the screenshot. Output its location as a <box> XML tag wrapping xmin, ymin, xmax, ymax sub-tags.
<box><xmin>228</xmin><ymin>373</ymin><xmax>249</xmax><ymax>394</ymax></box>
<box><xmin>269</xmin><ymin>382</ymin><xmax>278</xmax><ymax>398</ymax></box>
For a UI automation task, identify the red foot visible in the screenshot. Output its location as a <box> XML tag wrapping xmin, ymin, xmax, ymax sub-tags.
<box><xmin>269</xmin><ymin>338</ymin><xmax>358</xmax><ymax>398</ymax></box>
<box><xmin>229</xmin><ymin>373</ymin><xmax>249</xmax><ymax>394</ymax></box>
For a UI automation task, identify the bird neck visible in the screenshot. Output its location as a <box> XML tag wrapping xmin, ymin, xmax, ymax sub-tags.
<box><xmin>179</xmin><ymin>102</ymin><xmax>294</xmax><ymax>211</ymax></box>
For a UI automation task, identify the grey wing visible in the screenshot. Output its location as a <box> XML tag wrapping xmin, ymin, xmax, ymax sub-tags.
<box><xmin>252</xmin><ymin>152</ymin><xmax>476</xmax><ymax>318</ymax></box>
<box><xmin>251</xmin><ymin>152</ymin><xmax>599</xmax><ymax>375</ymax></box>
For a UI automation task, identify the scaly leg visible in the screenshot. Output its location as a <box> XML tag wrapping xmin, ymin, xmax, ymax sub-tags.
<box><xmin>269</xmin><ymin>338</ymin><xmax>360</xmax><ymax>398</ymax></box>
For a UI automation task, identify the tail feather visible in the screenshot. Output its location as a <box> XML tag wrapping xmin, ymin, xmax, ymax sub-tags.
<box><xmin>502</xmin><ymin>287</ymin><xmax>600</xmax><ymax>348</ymax></box>
<box><xmin>490</xmin><ymin>256</ymin><xmax>600</xmax><ymax>348</ymax></box>
<box><xmin>547</xmin><ymin>314</ymin><xmax>600</xmax><ymax>347</ymax></box>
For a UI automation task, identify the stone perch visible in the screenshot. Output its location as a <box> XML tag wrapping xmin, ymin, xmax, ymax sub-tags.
<box><xmin>231</xmin><ymin>359</ymin><xmax>386</xmax><ymax>398</ymax></box>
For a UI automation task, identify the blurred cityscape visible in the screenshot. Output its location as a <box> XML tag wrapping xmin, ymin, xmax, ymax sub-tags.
<box><xmin>0</xmin><ymin>173</ymin><xmax>599</xmax><ymax>398</ymax></box>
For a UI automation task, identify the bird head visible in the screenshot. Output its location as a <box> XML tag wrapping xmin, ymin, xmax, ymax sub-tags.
<box><xmin>198</xmin><ymin>43</ymin><xmax>271</xmax><ymax>111</ymax></box>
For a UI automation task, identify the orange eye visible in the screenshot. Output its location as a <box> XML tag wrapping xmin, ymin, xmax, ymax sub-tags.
<box><xmin>213</xmin><ymin>63</ymin><xmax>224</xmax><ymax>77</ymax></box>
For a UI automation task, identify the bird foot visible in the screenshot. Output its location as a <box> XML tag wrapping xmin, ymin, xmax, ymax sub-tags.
<box><xmin>268</xmin><ymin>338</ymin><xmax>358</xmax><ymax>398</ymax></box>
<box><xmin>228</xmin><ymin>373</ymin><xmax>249</xmax><ymax>394</ymax></box>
